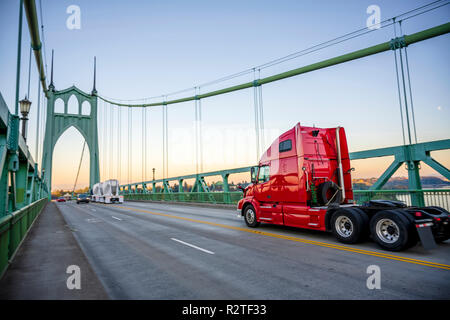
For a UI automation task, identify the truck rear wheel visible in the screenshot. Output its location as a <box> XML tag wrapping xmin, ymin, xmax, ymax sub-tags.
<box><xmin>244</xmin><ymin>205</ymin><xmax>260</xmax><ymax>228</ymax></box>
<box><xmin>370</xmin><ymin>210</ymin><xmax>413</xmax><ymax>251</ymax></box>
<box><xmin>331</xmin><ymin>208</ymin><xmax>367</xmax><ymax>244</ymax></box>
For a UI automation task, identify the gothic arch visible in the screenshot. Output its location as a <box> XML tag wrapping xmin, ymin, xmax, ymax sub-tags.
<box><xmin>41</xmin><ymin>86</ymin><xmax>100</xmax><ymax>195</ymax></box>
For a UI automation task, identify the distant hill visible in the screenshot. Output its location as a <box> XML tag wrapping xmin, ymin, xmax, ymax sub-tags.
<box><xmin>353</xmin><ymin>176</ymin><xmax>450</xmax><ymax>190</ymax></box>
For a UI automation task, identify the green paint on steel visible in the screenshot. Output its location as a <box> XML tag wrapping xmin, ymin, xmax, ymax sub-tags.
<box><xmin>0</xmin><ymin>198</ymin><xmax>47</xmax><ymax>278</ymax></box>
<box><xmin>41</xmin><ymin>86</ymin><xmax>100</xmax><ymax>197</ymax></box>
<box><xmin>0</xmin><ymin>92</ymin><xmax>47</xmax><ymax>215</ymax></box>
<box><xmin>122</xmin><ymin>140</ymin><xmax>450</xmax><ymax>207</ymax></box>
<box><xmin>23</xmin><ymin>0</ymin><xmax>47</xmax><ymax>94</ymax></box>
<box><xmin>98</xmin><ymin>22</ymin><xmax>450</xmax><ymax>108</ymax></box>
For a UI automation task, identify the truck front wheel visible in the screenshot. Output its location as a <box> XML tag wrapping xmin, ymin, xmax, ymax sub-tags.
<box><xmin>244</xmin><ymin>205</ymin><xmax>260</xmax><ymax>228</ymax></box>
<box><xmin>370</xmin><ymin>210</ymin><xmax>413</xmax><ymax>251</ymax></box>
<box><xmin>331</xmin><ymin>208</ymin><xmax>367</xmax><ymax>244</ymax></box>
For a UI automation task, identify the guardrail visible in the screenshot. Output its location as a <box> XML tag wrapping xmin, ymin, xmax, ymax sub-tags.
<box><xmin>124</xmin><ymin>189</ymin><xmax>450</xmax><ymax>211</ymax></box>
<box><xmin>353</xmin><ymin>189</ymin><xmax>450</xmax><ymax>211</ymax></box>
<box><xmin>0</xmin><ymin>198</ymin><xmax>48</xmax><ymax>278</ymax></box>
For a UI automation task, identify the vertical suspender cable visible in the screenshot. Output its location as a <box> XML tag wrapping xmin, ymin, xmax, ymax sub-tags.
<box><xmin>27</xmin><ymin>45</ymin><xmax>32</xmax><ymax>98</ymax></box>
<box><xmin>253</xmin><ymin>69</ymin><xmax>260</xmax><ymax>161</ymax></box>
<box><xmin>162</xmin><ymin>97</ymin><xmax>168</xmax><ymax>179</ymax></box>
<box><xmin>35</xmin><ymin>57</ymin><xmax>42</xmax><ymax>162</ymax></box>
<box><xmin>393</xmin><ymin>20</ymin><xmax>406</xmax><ymax>145</ymax></box>
<box><xmin>258</xmin><ymin>69</ymin><xmax>265</xmax><ymax>151</ymax></box>
<box><xmin>144</xmin><ymin>106</ymin><xmax>147</xmax><ymax>182</ymax></box>
<box><xmin>398</xmin><ymin>44</ymin><xmax>412</xmax><ymax>145</ymax></box>
<box><xmin>142</xmin><ymin>107</ymin><xmax>145</xmax><ymax>182</ymax></box>
<box><xmin>103</xmin><ymin>101</ymin><xmax>108</xmax><ymax>180</ymax></box>
<box><xmin>162</xmin><ymin>104</ymin><xmax>165</xmax><ymax>179</ymax></box>
<box><xmin>110</xmin><ymin>103</ymin><xmax>114</xmax><ymax>179</ymax></box>
<box><xmin>128</xmin><ymin>107</ymin><xmax>132</xmax><ymax>184</ymax></box>
<box><xmin>166</xmin><ymin>102</ymin><xmax>169</xmax><ymax>179</ymax></box>
<box><xmin>117</xmin><ymin>106</ymin><xmax>121</xmax><ymax>182</ymax></box>
<box><xmin>403</xmin><ymin>48</ymin><xmax>418</xmax><ymax>144</ymax></box>
<box><xmin>399</xmin><ymin>22</ymin><xmax>418</xmax><ymax>144</ymax></box>
<box><xmin>72</xmin><ymin>141</ymin><xmax>86</xmax><ymax>194</ymax></box>
<box><xmin>198</xmin><ymin>87</ymin><xmax>203</xmax><ymax>173</ymax></box>
<box><xmin>194</xmin><ymin>89</ymin><xmax>199</xmax><ymax>174</ymax></box>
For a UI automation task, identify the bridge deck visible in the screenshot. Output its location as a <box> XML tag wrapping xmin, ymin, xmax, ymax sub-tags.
<box><xmin>0</xmin><ymin>202</ymin><xmax>108</xmax><ymax>299</ymax></box>
<box><xmin>0</xmin><ymin>200</ymin><xmax>449</xmax><ymax>299</ymax></box>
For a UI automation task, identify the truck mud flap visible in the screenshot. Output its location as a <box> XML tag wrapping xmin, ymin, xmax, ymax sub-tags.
<box><xmin>416</xmin><ymin>221</ymin><xmax>438</xmax><ymax>250</ymax></box>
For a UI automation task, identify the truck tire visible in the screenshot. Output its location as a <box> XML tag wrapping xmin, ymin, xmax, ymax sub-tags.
<box><xmin>394</xmin><ymin>209</ymin><xmax>418</xmax><ymax>248</ymax></box>
<box><xmin>318</xmin><ymin>181</ymin><xmax>342</xmax><ymax>206</ymax></box>
<box><xmin>244</xmin><ymin>205</ymin><xmax>260</xmax><ymax>228</ymax></box>
<box><xmin>370</xmin><ymin>210</ymin><xmax>413</xmax><ymax>251</ymax></box>
<box><xmin>331</xmin><ymin>208</ymin><xmax>366</xmax><ymax>244</ymax></box>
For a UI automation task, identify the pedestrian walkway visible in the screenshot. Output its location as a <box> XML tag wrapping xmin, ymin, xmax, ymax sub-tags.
<box><xmin>0</xmin><ymin>202</ymin><xmax>108</xmax><ymax>299</ymax></box>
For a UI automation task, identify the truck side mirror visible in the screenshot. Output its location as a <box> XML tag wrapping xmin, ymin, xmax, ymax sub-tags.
<box><xmin>251</xmin><ymin>166</ymin><xmax>258</xmax><ymax>184</ymax></box>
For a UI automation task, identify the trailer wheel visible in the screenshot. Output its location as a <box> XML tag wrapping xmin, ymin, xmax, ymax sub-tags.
<box><xmin>331</xmin><ymin>208</ymin><xmax>366</xmax><ymax>244</ymax></box>
<box><xmin>244</xmin><ymin>205</ymin><xmax>260</xmax><ymax>228</ymax></box>
<box><xmin>370</xmin><ymin>210</ymin><xmax>412</xmax><ymax>251</ymax></box>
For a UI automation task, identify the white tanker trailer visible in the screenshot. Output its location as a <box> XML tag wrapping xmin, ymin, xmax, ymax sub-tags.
<box><xmin>91</xmin><ymin>179</ymin><xmax>124</xmax><ymax>204</ymax></box>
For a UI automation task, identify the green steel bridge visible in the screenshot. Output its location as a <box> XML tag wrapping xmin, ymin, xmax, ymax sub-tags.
<box><xmin>1</xmin><ymin>0</ymin><xmax>449</xmax><ymax>279</ymax></box>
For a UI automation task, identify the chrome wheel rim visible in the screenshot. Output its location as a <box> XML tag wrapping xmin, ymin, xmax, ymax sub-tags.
<box><xmin>376</xmin><ymin>218</ymin><xmax>400</xmax><ymax>243</ymax></box>
<box><xmin>335</xmin><ymin>216</ymin><xmax>353</xmax><ymax>237</ymax></box>
<box><xmin>246</xmin><ymin>208</ymin><xmax>255</xmax><ymax>224</ymax></box>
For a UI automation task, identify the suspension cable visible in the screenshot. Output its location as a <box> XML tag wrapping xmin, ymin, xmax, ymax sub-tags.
<box><xmin>96</xmin><ymin>1</ymin><xmax>448</xmax><ymax>106</ymax></box>
<box><xmin>198</xmin><ymin>88</ymin><xmax>203</xmax><ymax>173</ymax></box>
<box><xmin>393</xmin><ymin>20</ymin><xmax>406</xmax><ymax>145</ymax></box>
<box><xmin>27</xmin><ymin>45</ymin><xmax>32</xmax><ymax>98</ymax></box>
<box><xmin>110</xmin><ymin>103</ymin><xmax>114</xmax><ymax>179</ymax></box>
<box><xmin>103</xmin><ymin>101</ymin><xmax>108</xmax><ymax>180</ymax></box>
<box><xmin>399</xmin><ymin>22</ymin><xmax>418</xmax><ymax>144</ymax></box>
<box><xmin>117</xmin><ymin>106</ymin><xmax>121</xmax><ymax>182</ymax></box>
<box><xmin>142</xmin><ymin>106</ymin><xmax>145</xmax><ymax>182</ymax></box>
<box><xmin>253</xmin><ymin>69</ymin><xmax>260</xmax><ymax>161</ymax></box>
<box><xmin>258</xmin><ymin>69</ymin><xmax>265</xmax><ymax>150</ymax></box>
<box><xmin>128</xmin><ymin>107</ymin><xmax>132</xmax><ymax>184</ymax></box>
<box><xmin>72</xmin><ymin>141</ymin><xmax>87</xmax><ymax>194</ymax></box>
<box><xmin>35</xmin><ymin>54</ymin><xmax>42</xmax><ymax>162</ymax></box>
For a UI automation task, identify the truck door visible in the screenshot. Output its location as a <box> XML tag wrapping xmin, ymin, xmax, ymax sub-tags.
<box><xmin>255</xmin><ymin>165</ymin><xmax>283</xmax><ymax>225</ymax></box>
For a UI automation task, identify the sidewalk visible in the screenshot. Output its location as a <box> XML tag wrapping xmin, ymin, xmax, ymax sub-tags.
<box><xmin>0</xmin><ymin>202</ymin><xmax>108</xmax><ymax>299</ymax></box>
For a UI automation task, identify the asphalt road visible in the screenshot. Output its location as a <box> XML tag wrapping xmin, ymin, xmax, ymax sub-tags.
<box><xmin>56</xmin><ymin>200</ymin><xmax>450</xmax><ymax>299</ymax></box>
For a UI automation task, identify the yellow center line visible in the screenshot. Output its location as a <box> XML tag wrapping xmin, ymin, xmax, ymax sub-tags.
<box><xmin>102</xmin><ymin>204</ymin><xmax>450</xmax><ymax>271</ymax></box>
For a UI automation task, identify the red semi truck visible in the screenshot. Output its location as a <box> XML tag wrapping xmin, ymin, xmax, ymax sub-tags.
<box><xmin>237</xmin><ymin>123</ymin><xmax>450</xmax><ymax>251</ymax></box>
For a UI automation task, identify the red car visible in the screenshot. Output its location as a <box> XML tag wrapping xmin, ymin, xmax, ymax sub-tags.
<box><xmin>56</xmin><ymin>197</ymin><xmax>66</xmax><ymax>202</ymax></box>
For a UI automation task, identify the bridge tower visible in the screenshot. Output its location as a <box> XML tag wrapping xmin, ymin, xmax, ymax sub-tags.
<box><xmin>41</xmin><ymin>55</ymin><xmax>100</xmax><ymax>197</ymax></box>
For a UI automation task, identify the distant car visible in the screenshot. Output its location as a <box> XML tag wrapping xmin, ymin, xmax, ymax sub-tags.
<box><xmin>56</xmin><ymin>197</ymin><xmax>66</xmax><ymax>202</ymax></box>
<box><xmin>77</xmin><ymin>194</ymin><xmax>90</xmax><ymax>204</ymax></box>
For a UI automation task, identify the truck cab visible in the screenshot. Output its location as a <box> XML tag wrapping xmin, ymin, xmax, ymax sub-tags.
<box><xmin>238</xmin><ymin>123</ymin><xmax>450</xmax><ymax>251</ymax></box>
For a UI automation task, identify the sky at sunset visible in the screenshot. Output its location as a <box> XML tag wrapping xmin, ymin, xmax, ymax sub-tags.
<box><xmin>0</xmin><ymin>0</ymin><xmax>449</xmax><ymax>190</ymax></box>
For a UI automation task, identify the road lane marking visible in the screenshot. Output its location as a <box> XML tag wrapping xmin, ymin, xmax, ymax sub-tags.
<box><xmin>111</xmin><ymin>216</ymin><xmax>122</xmax><ymax>221</ymax></box>
<box><xmin>101</xmin><ymin>204</ymin><xmax>450</xmax><ymax>270</ymax></box>
<box><xmin>171</xmin><ymin>238</ymin><xmax>214</xmax><ymax>255</ymax></box>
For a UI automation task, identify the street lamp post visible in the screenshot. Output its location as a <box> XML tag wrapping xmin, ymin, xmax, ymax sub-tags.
<box><xmin>19</xmin><ymin>96</ymin><xmax>32</xmax><ymax>140</ymax></box>
<box><xmin>152</xmin><ymin>168</ymin><xmax>155</xmax><ymax>181</ymax></box>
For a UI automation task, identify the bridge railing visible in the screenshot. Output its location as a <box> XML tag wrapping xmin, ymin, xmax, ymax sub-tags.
<box><xmin>0</xmin><ymin>198</ymin><xmax>48</xmax><ymax>277</ymax></box>
<box><xmin>353</xmin><ymin>189</ymin><xmax>450</xmax><ymax>211</ymax></box>
<box><xmin>0</xmin><ymin>92</ymin><xmax>49</xmax><ymax>214</ymax></box>
<box><xmin>124</xmin><ymin>189</ymin><xmax>450</xmax><ymax>211</ymax></box>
